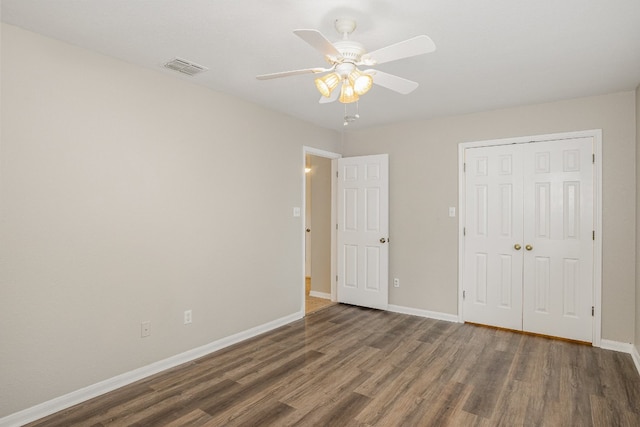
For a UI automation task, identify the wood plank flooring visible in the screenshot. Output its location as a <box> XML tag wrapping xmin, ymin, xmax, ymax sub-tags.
<box><xmin>305</xmin><ymin>295</ymin><xmax>335</xmax><ymax>314</ymax></box>
<box><xmin>26</xmin><ymin>304</ymin><xmax>640</xmax><ymax>426</ymax></box>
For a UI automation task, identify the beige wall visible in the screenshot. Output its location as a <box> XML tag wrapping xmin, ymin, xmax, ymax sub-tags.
<box><xmin>309</xmin><ymin>155</ymin><xmax>332</xmax><ymax>294</ymax></box>
<box><xmin>344</xmin><ymin>91</ymin><xmax>637</xmax><ymax>344</ymax></box>
<box><xmin>0</xmin><ymin>24</ymin><xmax>341</xmax><ymax>417</ymax></box>
<box><xmin>2</xmin><ymin>21</ymin><xmax>639</xmax><ymax>420</ymax></box>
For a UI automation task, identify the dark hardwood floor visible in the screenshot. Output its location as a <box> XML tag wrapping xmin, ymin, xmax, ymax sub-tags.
<box><xmin>26</xmin><ymin>304</ymin><xmax>640</xmax><ymax>426</ymax></box>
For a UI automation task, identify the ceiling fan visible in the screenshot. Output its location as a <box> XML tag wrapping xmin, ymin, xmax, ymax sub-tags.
<box><xmin>256</xmin><ymin>19</ymin><xmax>436</xmax><ymax>105</ymax></box>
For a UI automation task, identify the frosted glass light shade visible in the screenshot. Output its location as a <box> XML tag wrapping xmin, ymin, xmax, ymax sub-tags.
<box><xmin>349</xmin><ymin>70</ymin><xmax>373</xmax><ymax>95</ymax></box>
<box><xmin>339</xmin><ymin>81</ymin><xmax>359</xmax><ymax>104</ymax></box>
<box><xmin>315</xmin><ymin>73</ymin><xmax>340</xmax><ymax>97</ymax></box>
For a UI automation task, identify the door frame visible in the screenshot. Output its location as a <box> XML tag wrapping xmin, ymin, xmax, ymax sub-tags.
<box><xmin>457</xmin><ymin>129</ymin><xmax>603</xmax><ymax>346</ymax></box>
<box><xmin>302</xmin><ymin>146</ymin><xmax>341</xmax><ymax>314</ymax></box>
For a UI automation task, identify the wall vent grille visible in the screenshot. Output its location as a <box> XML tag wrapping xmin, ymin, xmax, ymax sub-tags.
<box><xmin>163</xmin><ymin>58</ymin><xmax>208</xmax><ymax>76</ymax></box>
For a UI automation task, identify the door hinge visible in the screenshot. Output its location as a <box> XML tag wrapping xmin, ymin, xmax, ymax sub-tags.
<box><xmin>591</xmin><ymin>306</ymin><xmax>594</xmax><ymax>316</ymax></box>
<box><xmin>463</xmin><ymin>290</ymin><xmax>466</xmax><ymax>300</ymax></box>
<box><xmin>336</xmin><ymin>171</ymin><xmax>339</xmax><ymax>178</ymax></box>
<box><xmin>336</xmin><ymin>223</ymin><xmax>338</xmax><ymax>230</ymax></box>
<box><xmin>336</xmin><ymin>275</ymin><xmax>338</xmax><ymax>282</ymax></box>
<box><xmin>463</xmin><ymin>163</ymin><xmax>466</xmax><ymax>172</ymax></box>
<box><xmin>592</xmin><ymin>153</ymin><xmax>595</xmax><ymax>164</ymax></box>
<box><xmin>593</xmin><ymin>230</ymin><xmax>595</xmax><ymax>240</ymax></box>
<box><xmin>463</xmin><ymin>227</ymin><xmax>466</xmax><ymax>236</ymax></box>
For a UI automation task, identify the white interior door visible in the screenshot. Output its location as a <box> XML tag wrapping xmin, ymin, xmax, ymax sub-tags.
<box><xmin>305</xmin><ymin>157</ymin><xmax>312</xmax><ymax>278</ymax></box>
<box><xmin>522</xmin><ymin>138</ymin><xmax>594</xmax><ymax>342</ymax></box>
<box><xmin>463</xmin><ymin>145</ymin><xmax>524</xmax><ymax>330</ymax></box>
<box><xmin>337</xmin><ymin>154</ymin><xmax>389</xmax><ymax>310</ymax></box>
<box><xmin>463</xmin><ymin>138</ymin><xmax>594</xmax><ymax>342</ymax></box>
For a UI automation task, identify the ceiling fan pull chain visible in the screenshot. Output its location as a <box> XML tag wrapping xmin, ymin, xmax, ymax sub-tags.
<box><xmin>344</xmin><ymin>103</ymin><xmax>348</xmax><ymax>126</ymax></box>
<box><xmin>343</xmin><ymin>102</ymin><xmax>360</xmax><ymax>126</ymax></box>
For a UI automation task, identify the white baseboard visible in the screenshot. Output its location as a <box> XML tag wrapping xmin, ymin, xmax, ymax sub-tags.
<box><xmin>600</xmin><ymin>339</ymin><xmax>634</xmax><ymax>353</ymax></box>
<box><xmin>632</xmin><ymin>345</ymin><xmax>640</xmax><ymax>376</ymax></box>
<box><xmin>387</xmin><ymin>304</ymin><xmax>460</xmax><ymax>323</ymax></box>
<box><xmin>0</xmin><ymin>311</ymin><xmax>303</xmax><ymax>427</ymax></box>
<box><xmin>599</xmin><ymin>339</ymin><xmax>640</xmax><ymax>377</ymax></box>
<box><xmin>309</xmin><ymin>290</ymin><xmax>331</xmax><ymax>300</ymax></box>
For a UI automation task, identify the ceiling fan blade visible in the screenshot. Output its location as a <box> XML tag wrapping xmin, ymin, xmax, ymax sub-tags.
<box><xmin>256</xmin><ymin>67</ymin><xmax>330</xmax><ymax>80</ymax></box>
<box><xmin>319</xmin><ymin>86</ymin><xmax>340</xmax><ymax>104</ymax></box>
<box><xmin>362</xmin><ymin>35</ymin><xmax>436</xmax><ymax>66</ymax></box>
<box><xmin>294</xmin><ymin>29</ymin><xmax>342</xmax><ymax>61</ymax></box>
<box><xmin>366</xmin><ymin>69</ymin><xmax>419</xmax><ymax>94</ymax></box>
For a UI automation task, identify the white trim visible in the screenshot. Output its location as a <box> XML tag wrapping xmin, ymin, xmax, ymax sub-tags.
<box><xmin>0</xmin><ymin>311</ymin><xmax>303</xmax><ymax>427</ymax></box>
<box><xmin>458</xmin><ymin>129</ymin><xmax>603</xmax><ymax>344</ymax></box>
<box><xmin>457</xmin><ymin>144</ymin><xmax>466</xmax><ymax>323</ymax></box>
<box><xmin>459</xmin><ymin>129</ymin><xmax>603</xmax><ymax>149</ymax></box>
<box><xmin>633</xmin><ymin>345</ymin><xmax>640</xmax><ymax>376</ymax></box>
<box><xmin>331</xmin><ymin>159</ymin><xmax>338</xmax><ymax>302</ymax></box>
<box><xmin>309</xmin><ymin>290</ymin><xmax>331</xmax><ymax>299</ymax></box>
<box><xmin>388</xmin><ymin>304</ymin><xmax>460</xmax><ymax>323</ymax></box>
<box><xmin>302</xmin><ymin>146</ymin><xmax>342</xmax><ymax>314</ymax></box>
<box><xmin>592</xmin><ymin>129</ymin><xmax>603</xmax><ymax>346</ymax></box>
<box><xmin>303</xmin><ymin>146</ymin><xmax>342</xmax><ymax>160</ymax></box>
<box><xmin>600</xmin><ymin>339</ymin><xmax>635</xmax><ymax>353</ymax></box>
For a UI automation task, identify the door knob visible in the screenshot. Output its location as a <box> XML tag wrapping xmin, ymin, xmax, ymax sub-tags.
<box><xmin>306</xmin><ymin>228</ymin><xmax>311</xmax><ymax>232</ymax></box>
<box><xmin>525</xmin><ymin>244</ymin><xmax>533</xmax><ymax>251</ymax></box>
<box><xmin>514</xmin><ymin>244</ymin><xmax>521</xmax><ymax>250</ymax></box>
<box><xmin>380</xmin><ymin>238</ymin><xmax>387</xmax><ymax>243</ymax></box>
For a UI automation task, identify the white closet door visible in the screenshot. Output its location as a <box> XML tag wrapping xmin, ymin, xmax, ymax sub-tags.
<box><xmin>463</xmin><ymin>137</ymin><xmax>594</xmax><ymax>342</ymax></box>
<box><xmin>522</xmin><ymin>138</ymin><xmax>594</xmax><ymax>342</ymax></box>
<box><xmin>463</xmin><ymin>145</ymin><xmax>524</xmax><ymax>330</ymax></box>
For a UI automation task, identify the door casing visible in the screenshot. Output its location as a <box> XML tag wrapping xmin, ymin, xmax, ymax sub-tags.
<box><xmin>457</xmin><ymin>129</ymin><xmax>603</xmax><ymax>346</ymax></box>
<box><xmin>302</xmin><ymin>146</ymin><xmax>341</xmax><ymax>315</ymax></box>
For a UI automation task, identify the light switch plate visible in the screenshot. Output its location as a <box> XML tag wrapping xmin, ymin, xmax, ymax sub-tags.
<box><xmin>293</xmin><ymin>207</ymin><xmax>301</xmax><ymax>217</ymax></box>
<box><xmin>448</xmin><ymin>207</ymin><xmax>456</xmax><ymax>217</ymax></box>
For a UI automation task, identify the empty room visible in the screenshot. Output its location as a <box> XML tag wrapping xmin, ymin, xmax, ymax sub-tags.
<box><xmin>1</xmin><ymin>1</ymin><xmax>640</xmax><ymax>426</ymax></box>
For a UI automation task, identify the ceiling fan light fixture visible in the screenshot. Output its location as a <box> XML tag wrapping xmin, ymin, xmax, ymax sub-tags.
<box><xmin>315</xmin><ymin>72</ymin><xmax>340</xmax><ymax>97</ymax></box>
<box><xmin>349</xmin><ymin>70</ymin><xmax>373</xmax><ymax>95</ymax></box>
<box><xmin>339</xmin><ymin>80</ymin><xmax>359</xmax><ymax>104</ymax></box>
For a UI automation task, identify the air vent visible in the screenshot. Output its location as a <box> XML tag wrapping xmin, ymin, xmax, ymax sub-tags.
<box><xmin>163</xmin><ymin>58</ymin><xmax>208</xmax><ymax>76</ymax></box>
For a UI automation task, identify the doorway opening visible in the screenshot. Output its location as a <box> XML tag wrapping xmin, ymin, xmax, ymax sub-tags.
<box><xmin>302</xmin><ymin>147</ymin><xmax>341</xmax><ymax>315</ymax></box>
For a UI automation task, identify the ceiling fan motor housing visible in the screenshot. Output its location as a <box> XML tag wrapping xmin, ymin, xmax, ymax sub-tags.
<box><xmin>333</xmin><ymin>40</ymin><xmax>365</xmax><ymax>63</ymax></box>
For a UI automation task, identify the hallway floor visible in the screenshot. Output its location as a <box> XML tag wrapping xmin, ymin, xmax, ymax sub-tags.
<box><xmin>305</xmin><ymin>295</ymin><xmax>334</xmax><ymax>314</ymax></box>
<box><xmin>305</xmin><ymin>277</ymin><xmax>335</xmax><ymax>314</ymax></box>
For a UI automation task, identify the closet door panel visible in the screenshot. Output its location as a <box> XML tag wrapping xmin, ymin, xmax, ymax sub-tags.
<box><xmin>463</xmin><ymin>145</ymin><xmax>524</xmax><ymax>330</ymax></box>
<box><xmin>521</xmin><ymin>138</ymin><xmax>594</xmax><ymax>342</ymax></box>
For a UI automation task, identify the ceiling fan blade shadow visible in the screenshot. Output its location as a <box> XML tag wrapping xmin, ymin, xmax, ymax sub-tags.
<box><xmin>256</xmin><ymin>67</ymin><xmax>330</xmax><ymax>80</ymax></box>
<box><xmin>363</xmin><ymin>35</ymin><xmax>436</xmax><ymax>65</ymax></box>
<box><xmin>294</xmin><ymin>29</ymin><xmax>342</xmax><ymax>61</ymax></box>
<box><xmin>366</xmin><ymin>69</ymin><xmax>419</xmax><ymax>94</ymax></box>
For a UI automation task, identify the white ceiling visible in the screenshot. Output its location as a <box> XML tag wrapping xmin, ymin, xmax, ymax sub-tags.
<box><xmin>2</xmin><ymin>0</ymin><xmax>640</xmax><ymax>131</ymax></box>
